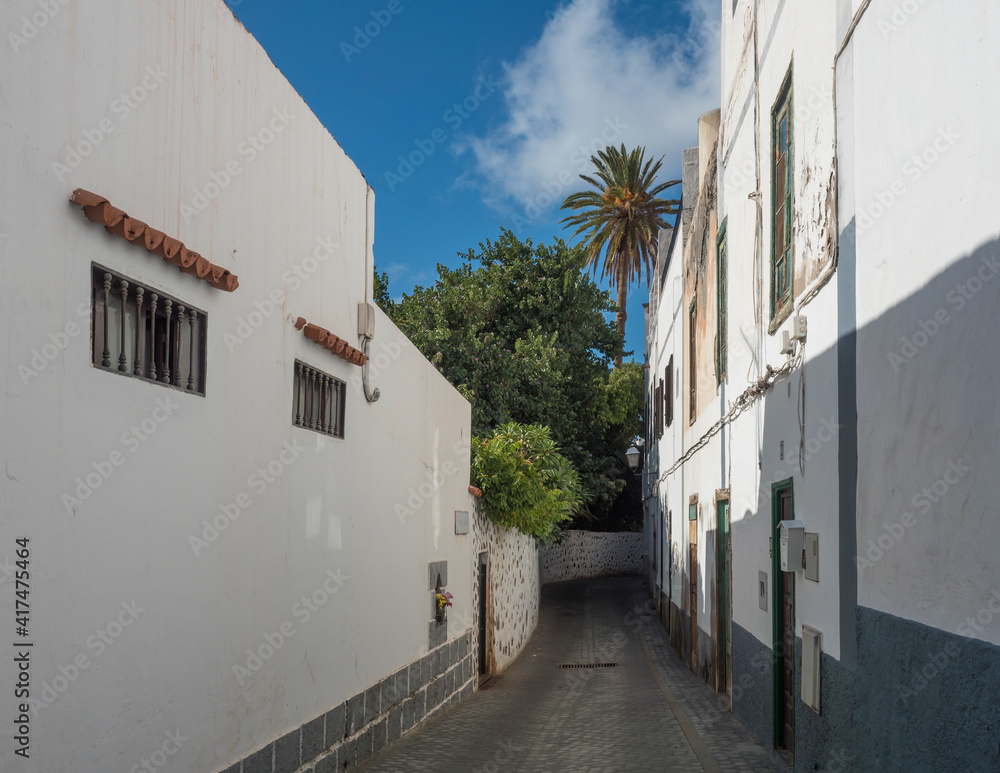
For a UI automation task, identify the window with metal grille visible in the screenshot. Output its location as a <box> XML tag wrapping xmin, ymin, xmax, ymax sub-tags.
<box><xmin>654</xmin><ymin>380</ymin><xmax>663</xmax><ymax>438</ymax></box>
<box><xmin>717</xmin><ymin>220</ymin><xmax>729</xmax><ymax>384</ymax></box>
<box><xmin>689</xmin><ymin>300</ymin><xmax>697</xmax><ymax>423</ymax></box>
<box><xmin>293</xmin><ymin>361</ymin><xmax>345</xmax><ymax>438</ymax></box>
<box><xmin>665</xmin><ymin>356</ymin><xmax>674</xmax><ymax>428</ymax></box>
<box><xmin>771</xmin><ymin>68</ymin><xmax>794</xmax><ymax>323</ymax></box>
<box><xmin>91</xmin><ymin>264</ymin><xmax>206</xmax><ymax>395</ymax></box>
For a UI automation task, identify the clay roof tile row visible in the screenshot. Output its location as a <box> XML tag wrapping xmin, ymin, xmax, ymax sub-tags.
<box><xmin>294</xmin><ymin>317</ymin><xmax>368</xmax><ymax>367</ymax></box>
<box><xmin>70</xmin><ymin>189</ymin><xmax>239</xmax><ymax>292</ymax></box>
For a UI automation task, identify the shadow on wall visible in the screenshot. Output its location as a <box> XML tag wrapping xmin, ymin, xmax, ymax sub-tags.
<box><xmin>728</xmin><ymin>229</ymin><xmax>1000</xmax><ymax>772</ymax></box>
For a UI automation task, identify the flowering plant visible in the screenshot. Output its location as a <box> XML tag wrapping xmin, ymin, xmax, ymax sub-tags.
<box><xmin>436</xmin><ymin>591</ymin><xmax>453</xmax><ymax>611</ymax></box>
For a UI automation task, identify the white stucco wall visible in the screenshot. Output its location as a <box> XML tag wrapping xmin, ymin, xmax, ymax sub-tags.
<box><xmin>539</xmin><ymin>531</ymin><xmax>643</xmax><ymax>584</ymax></box>
<box><xmin>0</xmin><ymin>2</ymin><xmax>479</xmax><ymax>771</ymax></box>
<box><xmin>842</xmin><ymin>0</ymin><xmax>1000</xmax><ymax>644</ymax></box>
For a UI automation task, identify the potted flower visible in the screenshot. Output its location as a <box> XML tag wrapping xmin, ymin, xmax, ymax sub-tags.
<box><xmin>435</xmin><ymin>591</ymin><xmax>453</xmax><ymax>623</ymax></box>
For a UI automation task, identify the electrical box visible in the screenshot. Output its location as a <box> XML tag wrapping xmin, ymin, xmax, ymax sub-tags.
<box><xmin>358</xmin><ymin>302</ymin><xmax>376</xmax><ymax>340</ymax></box>
<box><xmin>780</xmin><ymin>330</ymin><xmax>795</xmax><ymax>355</ymax></box>
<box><xmin>454</xmin><ymin>510</ymin><xmax>470</xmax><ymax>535</ymax></box>
<box><xmin>778</xmin><ymin>519</ymin><xmax>805</xmax><ymax>572</ymax></box>
<box><xmin>791</xmin><ymin>314</ymin><xmax>807</xmax><ymax>342</ymax></box>
<box><xmin>804</xmin><ymin>532</ymin><xmax>819</xmax><ymax>582</ymax></box>
<box><xmin>801</xmin><ymin>625</ymin><xmax>821</xmax><ymax>713</ymax></box>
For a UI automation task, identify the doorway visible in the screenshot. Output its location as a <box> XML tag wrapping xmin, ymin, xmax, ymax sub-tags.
<box><xmin>771</xmin><ymin>480</ymin><xmax>794</xmax><ymax>761</ymax></box>
<box><xmin>716</xmin><ymin>496</ymin><xmax>731</xmax><ymax>697</ymax></box>
<box><xmin>689</xmin><ymin>501</ymin><xmax>698</xmax><ymax>670</ymax></box>
<box><xmin>477</xmin><ymin>552</ymin><xmax>489</xmax><ymax>678</ymax></box>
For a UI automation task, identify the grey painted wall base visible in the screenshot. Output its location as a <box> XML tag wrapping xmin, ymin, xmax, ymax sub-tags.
<box><xmin>793</xmin><ymin>637</ymin><xmax>856</xmax><ymax>773</ymax></box>
<box><xmin>856</xmin><ymin>606</ymin><xmax>1000</xmax><ymax>772</ymax></box>
<box><xmin>731</xmin><ymin>622</ymin><xmax>774</xmax><ymax>750</ymax></box>
<box><xmin>217</xmin><ymin>630</ymin><xmax>474</xmax><ymax>773</ymax></box>
<box><xmin>732</xmin><ymin>622</ymin><xmax>857</xmax><ymax>772</ymax></box>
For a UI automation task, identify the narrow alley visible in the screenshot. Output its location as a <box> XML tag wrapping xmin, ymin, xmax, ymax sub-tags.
<box><xmin>359</xmin><ymin>578</ymin><xmax>783</xmax><ymax>773</ymax></box>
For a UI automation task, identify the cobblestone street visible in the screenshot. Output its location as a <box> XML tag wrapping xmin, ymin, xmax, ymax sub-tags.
<box><xmin>358</xmin><ymin>577</ymin><xmax>785</xmax><ymax>773</ymax></box>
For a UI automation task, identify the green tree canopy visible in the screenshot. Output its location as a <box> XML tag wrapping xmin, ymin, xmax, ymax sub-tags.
<box><xmin>385</xmin><ymin>229</ymin><xmax>644</xmax><ymax>527</ymax></box>
<box><xmin>471</xmin><ymin>423</ymin><xmax>583</xmax><ymax>542</ymax></box>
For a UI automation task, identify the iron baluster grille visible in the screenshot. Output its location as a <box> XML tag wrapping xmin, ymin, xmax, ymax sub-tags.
<box><xmin>293</xmin><ymin>360</ymin><xmax>345</xmax><ymax>439</ymax></box>
<box><xmin>91</xmin><ymin>264</ymin><xmax>206</xmax><ymax>395</ymax></box>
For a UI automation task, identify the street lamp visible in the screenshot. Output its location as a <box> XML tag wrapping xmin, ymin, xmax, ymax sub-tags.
<box><xmin>626</xmin><ymin>445</ymin><xmax>641</xmax><ymax>473</ymax></box>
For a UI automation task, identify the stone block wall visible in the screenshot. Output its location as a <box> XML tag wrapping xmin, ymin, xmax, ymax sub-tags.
<box><xmin>216</xmin><ymin>632</ymin><xmax>475</xmax><ymax>773</ymax></box>
<box><xmin>539</xmin><ymin>531</ymin><xmax>643</xmax><ymax>584</ymax></box>
<box><xmin>471</xmin><ymin>500</ymin><xmax>541</xmax><ymax>676</ymax></box>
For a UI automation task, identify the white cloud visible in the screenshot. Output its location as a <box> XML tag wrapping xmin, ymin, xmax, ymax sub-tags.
<box><xmin>458</xmin><ymin>0</ymin><xmax>721</xmax><ymax>217</ymax></box>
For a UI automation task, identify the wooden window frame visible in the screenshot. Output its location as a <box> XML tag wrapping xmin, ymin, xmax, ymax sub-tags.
<box><xmin>769</xmin><ymin>65</ymin><xmax>794</xmax><ymax>332</ymax></box>
<box><xmin>716</xmin><ymin>219</ymin><xmax>729</xmax><ymax>385</ymax></box>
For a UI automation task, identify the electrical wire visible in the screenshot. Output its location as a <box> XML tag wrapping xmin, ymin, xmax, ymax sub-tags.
<box><xmin>652</xmin><ymin>353</ymin><xmax>801</xmax><ymax>486</ymax></box>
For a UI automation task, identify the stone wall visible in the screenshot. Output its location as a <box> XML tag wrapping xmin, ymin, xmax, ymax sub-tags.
<box><xmin>539</xmin><ymin>531</ymin><xmax>643</xmax><ymax>584</ymax></box>
<box><xmin>472</xmin><ymin>500</ymin><xmax>541</xmax><ymax>676</ymax></box>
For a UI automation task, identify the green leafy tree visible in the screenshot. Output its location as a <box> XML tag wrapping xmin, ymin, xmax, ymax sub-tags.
<box><xmin>561</xmin><ymin>144</ymin><xmax>680</xmax><ymax>367</ymax></box>
<box><xmin>388</xmin><ymin>229</ymin><xmax>640</xmax><ymax>526</ymax></box>
<box><xmin>471</xmin><ymin>423</ymin><xmax>583</xmax><ymax>542</ymax></box>
<box><xmin>373</xmin><ymin>265</ymin><xmax>394</xmax><ymax>314</ymax></box>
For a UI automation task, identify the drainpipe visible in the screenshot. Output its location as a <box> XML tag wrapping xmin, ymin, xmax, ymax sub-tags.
<box><xmin>360</xmin><ymin>185</ymin><xmax>380</xmax><ymax>403</ymax></box>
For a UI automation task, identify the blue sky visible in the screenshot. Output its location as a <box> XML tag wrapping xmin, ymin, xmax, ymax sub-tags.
<box><xmin>223</xmin><ymin>0</ymin><xmax>720</xmax><ymax>360</ymax></box>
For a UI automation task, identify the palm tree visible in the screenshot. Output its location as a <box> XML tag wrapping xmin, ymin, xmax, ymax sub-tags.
<box><xmin>560</xmin><ymin>144</ymin><xmax>680</xmax><ymax>367</ymax></box>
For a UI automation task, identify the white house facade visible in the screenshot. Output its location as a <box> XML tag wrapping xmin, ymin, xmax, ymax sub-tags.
<box><xmin>644</xmin><ymin>1</ymin><xmax>1000</xmax><ymax>770</ymax></box>
<box><xmin>0</xmin><ymin>2</ymin><xmax>540</xmax><ymax>771</ymax></box>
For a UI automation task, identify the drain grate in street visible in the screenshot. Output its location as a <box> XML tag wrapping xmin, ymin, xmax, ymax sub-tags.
<box><xmin>559</xmin><ymin>663</ymin><xmax>618</xmax><ymax>669</ymax></box>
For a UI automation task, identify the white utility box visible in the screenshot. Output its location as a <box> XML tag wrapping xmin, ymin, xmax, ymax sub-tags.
<box><xmin>778</xmin><ymin>519</ymin><xmax>805</xmax><ymax>572</ymax></box>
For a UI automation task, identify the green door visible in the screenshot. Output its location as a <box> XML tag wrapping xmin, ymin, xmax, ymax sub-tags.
<box><xmin>716</xmin><ymin>499</ymin><xmax>731</xmax><ymax>694</ymax></box>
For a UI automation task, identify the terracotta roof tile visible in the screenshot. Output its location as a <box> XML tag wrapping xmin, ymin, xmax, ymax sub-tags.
<box><xmin>294</xmin><ymin>316</ymin><xmax>369</xmax><ymax>367</ymax></box>
<box><xmin>70</xmin><ymin>189</ymin><xmax>239</xmax><ymax>293</ymax></box>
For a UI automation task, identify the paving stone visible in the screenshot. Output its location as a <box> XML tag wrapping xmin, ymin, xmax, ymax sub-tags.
<box><xmin>407</xmin><ymin>661</ymin><xmax>421</xmax><ymax>695</ymax></box>
<box><xmin>274</xmin><ymin>728</ymin><xmax>300</xmax><ymax>773</ymax></box>
<box><xmin>363</xmin><ymin>577</ymin><xmax>786</xmax><ymax>773</ymax></box>
<box><xmin>371</xmin><ymin>718</ymin><xmax>388</xmax><ymax>755</ymax></box>
<box><xmin>313</xmin><ymin>747</ymin><xmax>338</xmax><ymax>773</ymax></box>
<box><xmin>363</xmin><ymin>684</ymin><xmax>380</xmax><ymax>725</ymax></box>
<box><xmin>301</xmin><ymin>714</ymin><xmax>326</xmax><ymax>762</ymax></box>
<box><xmin>241</xmin><ymin>744</ymin><xmax>272</xmax><ymax>773</ymax></box>
<box><xmin>346</xmin><ymin>693</ymin><xmax>365</xmax><ymax>736</ymax></box>
<box><xmin>325</xmin><ymin>702</ymin><xmax>346</xmax><ymax>746</ymax></box>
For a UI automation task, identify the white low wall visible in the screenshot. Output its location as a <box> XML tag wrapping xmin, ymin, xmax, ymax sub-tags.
<box><xmin>471</xmin><ymin>500</ymin><xmax>540</xmax><ymax>675</ymax></box>
<box><xmin>539</xmin><ymin>531</ymin><xmax>644</xmax><ymax>584</ymax></box>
